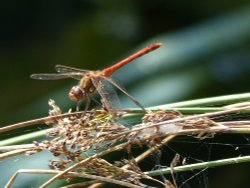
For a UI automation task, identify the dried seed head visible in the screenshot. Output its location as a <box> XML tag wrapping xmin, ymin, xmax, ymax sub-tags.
<box><xmin>132</xmin><ymin>110</ymin><xmax>184</xmax><ymax>140</ymax></box>
<box><xmin>142</xmin><ymin>110</ymin><xmax>182</xmax><ymax>123</ymax></box>
<box><xmin>33</xmin><ymin>100</ymin><xmax>127</xmax><ymax>162</ymax></box>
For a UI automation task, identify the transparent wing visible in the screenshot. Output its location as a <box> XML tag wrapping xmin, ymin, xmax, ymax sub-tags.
<box><xmin>30</xmin><ymin>72</ymin><xmax>83</xmax><ymax>80</ymax></box>
<box><xmin>101</xmin><ymin>76</ymin><xmax>146</xmax><ymax>111</ymax></box>
<box><xmin>55</xmin><ymin>64</ymin><xmax>91</xmax><ymax>74</ymax></box>
<box><xmin>91</xmin><ymin>76</ymin><xmax>121</xmax><ymax>113</ymax></box>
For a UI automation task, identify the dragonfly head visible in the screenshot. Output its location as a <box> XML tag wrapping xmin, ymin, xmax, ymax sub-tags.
<box><xmin>69</xmin><ymin>85</ymin><xmax>85</xmax><ymax>102</ymax></box>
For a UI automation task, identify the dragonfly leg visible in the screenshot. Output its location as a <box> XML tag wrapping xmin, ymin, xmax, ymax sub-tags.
<box><xmin>84</xmin><ymin>96</ymin><xmax>91</xmax><ymax>113</ymax></box>
<box><xmin>76</xmin><ymin>96</ymin><xmax>91</xmax><ymax>112</ymax></box>
<box><xmin>76</xmin><ymin>101</ymin><xmax>81</xmax><ymax>111</ymax></box>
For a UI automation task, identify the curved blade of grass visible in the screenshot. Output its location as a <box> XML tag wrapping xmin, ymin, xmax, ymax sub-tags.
<box><xmin>145</xmin><ymin>155</ymin><xmax>250</xmax><ymax>176</ymax></box>
<box><xmin>125</xmin><ymin>92</ymin><xmax>250</xmax><ymax>114</ymax></box>
<box><xmin>149</xmin><ymin>92</ymin><xmax>250</xmax><ymax>109</ymax></box>
<box><xmin>0</xmin><ymin>129</ymin><xmax>48</xmax><ymax>147</ymax></box>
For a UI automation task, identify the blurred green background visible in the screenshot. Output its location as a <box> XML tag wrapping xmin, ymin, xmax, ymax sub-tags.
<box><xmin>1</xmin><ymin>0</ymin><xmax>250</xmax><ymax>187</ymax></box>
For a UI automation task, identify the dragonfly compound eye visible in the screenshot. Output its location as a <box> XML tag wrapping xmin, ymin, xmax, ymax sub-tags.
<box><xmin>69</xmin><ymin>86</ymin><xmax>84</xmax><ymax>102</ymax></box>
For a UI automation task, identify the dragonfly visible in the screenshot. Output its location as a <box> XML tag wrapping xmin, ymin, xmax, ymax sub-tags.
<box><xmin>31</xmin><ymin>43</ymin><xmax>162</xmax><ymax>112</ymax></box>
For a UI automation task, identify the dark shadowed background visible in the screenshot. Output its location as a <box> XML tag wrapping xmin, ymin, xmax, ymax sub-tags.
<box><xmin>1</xmin><ymin>1</ymin><xmax>250</xmax><ymax>187</ymax></box>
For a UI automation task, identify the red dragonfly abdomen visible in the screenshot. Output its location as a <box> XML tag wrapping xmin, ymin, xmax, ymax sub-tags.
<box><xmin>102</xmin><ymin>43</ymin><xmax>162</xmax><ymax>76</ymax></box>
